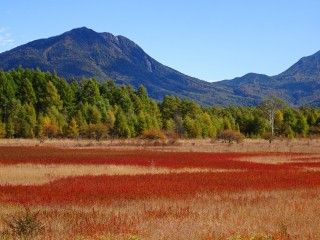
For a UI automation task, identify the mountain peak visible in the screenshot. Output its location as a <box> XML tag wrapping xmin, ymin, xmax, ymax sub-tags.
<box><xmin>61</xmin><ymin>27</ymin><xmax>102</xmax><ymax>42</ymax></box>
<box><xmin>67</xmin><ymin>26</ymin><xmax>96</xmax><ymax>34</ymax></box>
<box><xmin>72</xmin><ymin>26</ymin><xmax>92</xmax><ymax>31</ymax></box>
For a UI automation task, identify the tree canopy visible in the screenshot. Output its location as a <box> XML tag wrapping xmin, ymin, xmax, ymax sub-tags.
<box><xmin>0</xmin><ymin>68</ymin><xmax>319</xmax><ymax>140</ymax></box>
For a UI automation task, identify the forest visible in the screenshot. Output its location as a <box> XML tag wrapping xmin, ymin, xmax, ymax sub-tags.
<box><xmin>0</xmin><ymin>68</ymin><xmax>319</xmax><ymax>140</ymax></box>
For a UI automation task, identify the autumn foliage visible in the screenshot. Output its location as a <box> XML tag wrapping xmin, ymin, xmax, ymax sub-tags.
<box><xmin>0</xmin><ymin>146</ymin><xmax>319</xmax><ymax>206</ymax></box>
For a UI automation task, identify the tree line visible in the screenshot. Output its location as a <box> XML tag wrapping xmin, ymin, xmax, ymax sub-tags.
<box><xmin>0</xmin><ymin>68</ymin><xmax>319</xmax><ymax>140</ymax></box>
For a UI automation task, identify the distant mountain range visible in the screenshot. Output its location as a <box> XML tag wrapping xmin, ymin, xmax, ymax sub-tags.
<box><xmin>0</xmin><ymin>27</ymin><xmax>319</xmax><ymax>106</ymax></box>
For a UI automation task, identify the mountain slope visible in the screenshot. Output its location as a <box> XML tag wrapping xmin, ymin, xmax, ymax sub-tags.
<box><xmin>0</xmin><ymin>27</ymin><xmax>320</xmax><ymax>106</ymax></box>
<box><xmin>216</xmin><ymin>51</ymin><xmax>320</xmax><ymax>106</ymax></box>
<box><xmin>0</xmin><ymin>27</ymin><xmax>248</xmax><ymax>105</ymax></box>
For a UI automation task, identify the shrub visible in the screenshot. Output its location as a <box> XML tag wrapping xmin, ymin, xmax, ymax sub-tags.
<box><xmin>85</xmin><ymin>123</ymin><xmax>108</xmax><ymax>141</ymax></box>
<box><xmin>216</xmin><ymin>130</ymin><xmax>244</xmax><ymax>143</ymax></box>
<box><xmin>98</xmin><ymin>235</ymin><xmax>141</xmax><ymax>240</ymax></box>
<box><xmin>0</xmin><ymin>122</ymin><xmax>6</xmax><ymax>138</ymax></box>
<box><xmin>2</xmin><ymin>208</ymin><xmax>44</xmax><ymax>240</ymax></box>
<box><xmin>141</xmin><ymin>128</ymin><xmax>166</xmax><ymax>140</ymax></box>
<box><xmin>262</xmin><ymin>132</ymin><xmax>275</xmax><ymax>143</ymax></box>
<box><xmin>228</xmin><ymin>234</ymin><xmax>273</xmax><ymax>240</ymax></box>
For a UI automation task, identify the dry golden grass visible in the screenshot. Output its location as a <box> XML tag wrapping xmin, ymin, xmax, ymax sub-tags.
<box><xmin>237</xmin><ymin>154</ymin><xmax>320</xmax><ymax>164</ymax></box>
<box><xmin>0</xmin><ymin>164</ymin><xmax>239</xmax><ymax>186</ymax></box>
<box><xmin>1</xmin><ymin>138</ymin><xmax>320</xmax><ymax>153</ymax></box>
<box><xmin>1</xmin><ymin>189</ymin><xmax>320</xmax><ymax>239</ymax></box>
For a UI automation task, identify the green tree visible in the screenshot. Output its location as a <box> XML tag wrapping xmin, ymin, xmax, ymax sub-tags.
<box><xmin>114</xmin><ymin>108</ymin><xmax>131</xmax><ymax>138</ymax></box>
<box><xmin>54</xmin><ymin>78</ymin><xmax>76</xmax><ymax>117</ymax></box>
<box><xmin>136</xmin><ymin>111</ymin><xmax>147</xmax><ymax>135</ymax></box>
<box><xmin>283</xmin><ymin>108</ymin><xmax>297</xmax><ymax>130</ymax></box>
<box><xmin>46</xmin><ymin>81</ymin><xmax>62</xmax><ymax>110</ymax></box>
<box><xmin>200</xmin><ymin>112</ymin><xmax>217</xmax><ymax>138</ymax></box>
<box><xmin>294</xmin><ymin>114</ymin><xmax>309</xmax><ymax>137</ymax></box>
<box><xmin>15</xmin><ymin>104</ymin><xmax>37</xmax><ymax>138</ymax></box>
<box><xmin>164</xmin><ymin>118</ymin><xmax>175</xmax><ymax>133</ymax></box>
<box><xmin>244</xmin><ymin>116</ymin><xmax>267</xmax><ymax>137</ymax></box>
<box><xmin>0</xmin><ymin>72</ymin><xmax>16</xmax><ymax>121</ymax></box>
<box><xmin>86</xmin><ymin>105</ymin><xmax>102</xmax><ymax>124</ymax></box>
<box><xmin>5</xmin><ymin>118</ymin><xmax>14</xmax><ymax>138</ymax></box>
<box><xmin>161</xmin><ymin>96</ymin><xmax>181</xmax><ymax>120</ymax></box>
<box><xmin>74</xmin><ymin>110</ymin><xmax>87</xmax><ymax>137</ymax></box>
<box><xmin>184</xmin><ymin>116</ymin><xmax>202</xmax><ymax>138</ymax></box>
<box><xmin>106</xmin><ymin>110</ymin><xmax>116</xmax><ymax>130</ymax></box>
<box><xmin>17</xmin><ymin>78</ymin><xmax>36</xmax><ymax>105</ymax></box>
<box><xmin>114</xmin><ymin>86</ymin><xmax>134</xmax><ymax>113</ymax></box>
<box><xmin>5</xmin><ymin>100</ymin><xmax>22</xmax><ymax>138</ymax></box>
<box><xmin>80</xmin><ymin>79</ymin><xmax>101</xmax><ymax>104</ymax></box>
<box><xmin>0</xmin><ymin>122</ymin><xmax>6</xmax><ymax>138</ymax></box>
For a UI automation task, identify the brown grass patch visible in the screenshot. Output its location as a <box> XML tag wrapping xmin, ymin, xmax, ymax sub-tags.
<box><xmin>1</xmin><ymin>138</ymin><xmax>320</xmax><ymax>153</ymax></box>
<box><xmin>0</xmin><ymin>164</ymin><xmax>237</xmax><ymax>186</ymax></box>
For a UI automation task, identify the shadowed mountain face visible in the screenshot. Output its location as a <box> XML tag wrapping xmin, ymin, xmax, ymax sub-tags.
<box><xmin>0</xmin><ymin>27</ymin><xmax>319</xmax><ymax>106</ymax></box>
<box><xmin>217</xmin><ymin>50</ymin><xmax>320</xmax><ymax>106</ymax></box>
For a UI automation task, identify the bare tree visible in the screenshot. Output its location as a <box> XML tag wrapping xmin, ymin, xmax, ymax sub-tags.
<box><xmin>260</xmin><ymin>96</ymin><xmax>286</xmax><ymax>137</ymax></box>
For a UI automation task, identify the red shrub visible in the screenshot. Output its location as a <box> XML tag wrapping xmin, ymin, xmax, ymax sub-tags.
<box><xmin>0</xmin><ymin>146</ymin><xmax>319</xmax><ymax>206</ymax></box>
<box><xmin>1</xmin><ymin>170</ymin><xmax>320</xmax><ymax>205</ymax></box>
<box><xmin>0</xmin><ymin>146</ymin><xmax>305</xmax><ymax>170</ymax></box>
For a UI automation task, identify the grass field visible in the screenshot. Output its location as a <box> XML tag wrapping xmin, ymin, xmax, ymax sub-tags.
<box><xmin>0</xmin><ymin>139</ymin><xmax>320</xmax><ymax>239</ymax></box>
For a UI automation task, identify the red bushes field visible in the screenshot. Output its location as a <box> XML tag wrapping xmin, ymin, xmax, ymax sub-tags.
<box><xmin>0</xmin><ymin>146</ymin><xmax>319</xmax><ymax>205</ymax></box>
<box><xmin>1</xmin><ymin>170</ymin><xmax>320</xmax><ymax>205</ymax></box>
<box><xmin>0</xmin><ymin>146</ymin><xmax>308</xmax><ymax>170</ymax></box>
<box><xmin>1</xmin><ymin>145</ymin><xmax>320</xmax><ymax>239</ymax></box>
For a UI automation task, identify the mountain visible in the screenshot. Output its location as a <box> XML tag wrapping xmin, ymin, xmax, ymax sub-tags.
<box><xmin>216</xmin><ymin>51</ymin><xmax>320</xmax><ymax>106</ymax></box>
<box><xmin>0</xmin><ymin>27</ymin><xmax>319</xmax><ymax>106</ymax></box>
<box><xmin>0</xmin><ymin>27</ymin><xmax>244</xmax><ymax>105</ymax></box>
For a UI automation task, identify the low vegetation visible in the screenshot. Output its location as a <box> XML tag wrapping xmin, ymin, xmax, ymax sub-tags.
<box><xmin>0</xmin><ymin>146</ymin><xmax>320</xmax><ymax>239</ymax></box>
<box><xmin>1</xmin><ymin>208</ymin><xmax>43</xmax><ymax>240</ymax></box>
<box><xmin>141</xmin><ymin>128</ymin><xmax>166</xmax><ymax>140</ymax></box>
<box><xmin>216</xmin><ymin>129</ymin><xmax>245</xmax><ymax>143</ymax></box>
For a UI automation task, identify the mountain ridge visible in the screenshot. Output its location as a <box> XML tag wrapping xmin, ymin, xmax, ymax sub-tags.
<box><xmin>0</xmin><ymin>27</ymin><xmax>319</xmax><ymax>106</ymax></box>
<box><xmin>217</xmin><ymin>50</ymin><xmax>320</xmax><ymax>106</ymax></box>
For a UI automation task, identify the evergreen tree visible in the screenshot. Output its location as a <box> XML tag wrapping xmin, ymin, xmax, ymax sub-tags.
<box><xmin>80</xmin><ymin>79</ymin><xmax>101</xmax><ymax>104</ymax></box>
<box><xmin>0</xmin><ymin>68</ymin><xmax>319</xmax><ymax>140</ymax></box>
<box><xmin>114</xmin><ymin>108</ymin><xmax>131</xmax><ymax>138</ymax></box>
<box><xmin>295</xmin><ymin>114</ymin><xmax>309</xmax><ymax>137</ymax></box>
<box><xmin>15</xmin><ymin>104</ymin><xmax>37</xmax><ymax>138</ymax></box>
<box><xmin>0</xmin><ymin>72</ymin><xmax>16</xmax><ymax>121</ymax></box>
<box><xmin>86</xmin><ymin>105</ymin><xmax>102</xmax><ymax>124</ymax></box>
<box><xmin>17</xmin><ymin>78</ymin><xmax>36</xmax><ymax>105</ymax></box>
<box><xmin>184</xmin><ymin>116</ymin><xmax>202</xmax><ymax>138</ymax></box>
<box><xmin>46</xmin><ymin>81</ymin><xmax>62</xmax><ymax>110</ymax></box>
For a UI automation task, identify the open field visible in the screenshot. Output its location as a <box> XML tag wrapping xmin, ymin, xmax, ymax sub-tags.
<box><xmin>1</xmin><ymin>138</ymin><xmax>320</xmax><ymax>153</ymax></box>
<box><xmin>0</xmin><ymin>140</ymin><xmax>320</xmax><ymax>239</ymax></box>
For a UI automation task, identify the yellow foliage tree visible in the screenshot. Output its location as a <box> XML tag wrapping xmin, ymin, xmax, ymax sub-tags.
<box><xmin>67</xmin><ymin>118</ymin><xmax>79</xmax><ymax>138</ymax></box>
<box><xmin>39</xmin><ymin>116</ymin><xmax>58</xmax><ymax>139</ymax></box>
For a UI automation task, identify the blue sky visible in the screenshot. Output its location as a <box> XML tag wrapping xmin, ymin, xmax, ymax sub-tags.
<box><xmin>0</xmin><ymin>0</ymin><xmax>319</xmax><ymax>81</ymax></box>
